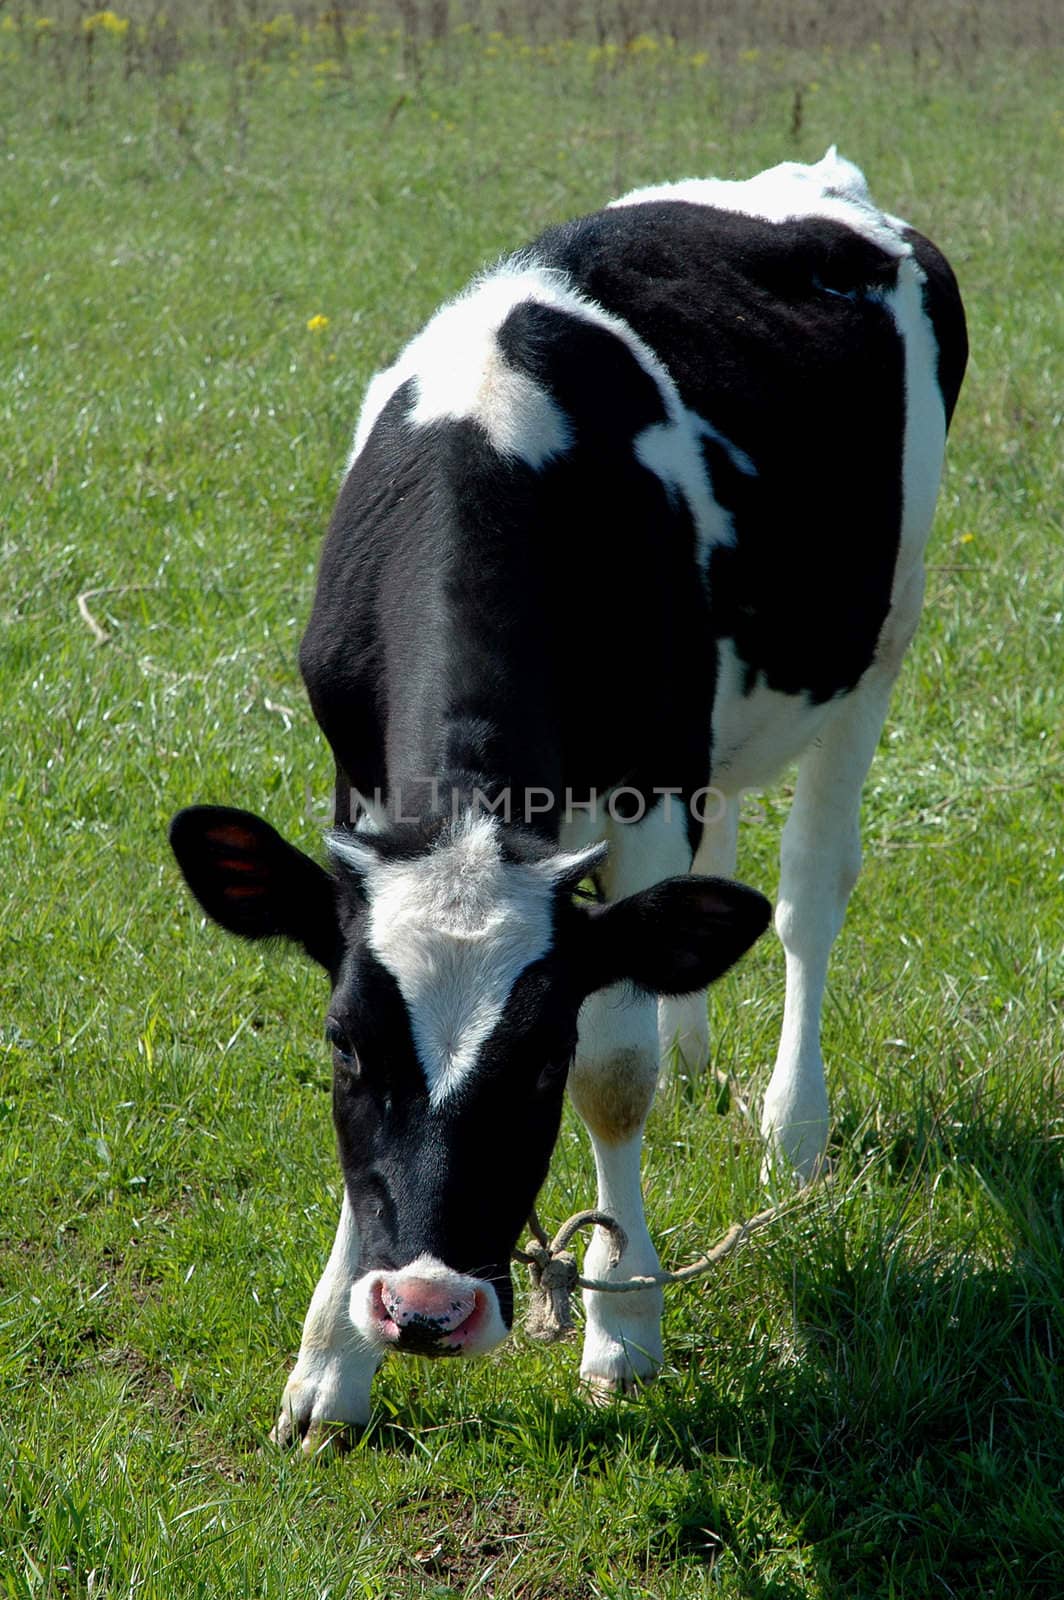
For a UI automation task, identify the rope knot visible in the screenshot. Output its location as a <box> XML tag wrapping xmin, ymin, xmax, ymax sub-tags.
<box><xmin>512</xmin><ymin>1187</ymin><xmax>819</xmax><ymax>1342</ymax></box>
<box><xmin>515</xmin><ymin>1210</ymin><xmax>627</xmax><ymax>1343</ymax></box>
<box><xmin>524</xmin><ymin>1248</ymin><xmax>579</xmax><ymax>1342</ymax></box>
<box><xmin>539</xmin><ymin>1251</ymin><xmax>579</xmax><ymax>1294</ymax></box>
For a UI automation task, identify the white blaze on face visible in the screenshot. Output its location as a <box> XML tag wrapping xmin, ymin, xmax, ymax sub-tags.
<box><xmin>330</xmin><ymin>817</ymin><xmax>596</xmax><ymax>1106</ymax></box>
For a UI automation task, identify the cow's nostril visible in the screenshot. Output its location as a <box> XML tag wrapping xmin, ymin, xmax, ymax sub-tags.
<box><xmin>379</xmin><ymin>1274</ymin><xmax>477</xmax><ymax>1334</ymax></box>
<box><xmin>352</xmin><ymin>1259</ymin><xmax>508</xmax><ymax>1360</ymax></box>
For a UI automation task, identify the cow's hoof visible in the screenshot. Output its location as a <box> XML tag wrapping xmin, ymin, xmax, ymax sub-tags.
<box><xmin>760</xmin><ymin>1088</ymin><xmax>829</xmax><ymax>1187</ymax></box>
<box><xmin>580</xmin><ymin>1368</ymin><xmax>654</xmax><ymax>1406</ymax></box>
<box><xmin>270</xmin><ymin>1408</ymin><xmax>357</xmax><ymax>1458</ymax></box>
<box><xmin>579</xmin><ymin>1317</ymin><xmax>662</xmax><ymax>1402</ymax></box>
<box><xmin>759</xmin><ymin>1140</ymin><xmax>832</xmax><ymax>1191</ymax></box>
<box><xmin>270</xmin><ymin>1357</ymin><xmax>374</xmax><ymax>1457</ymax></box>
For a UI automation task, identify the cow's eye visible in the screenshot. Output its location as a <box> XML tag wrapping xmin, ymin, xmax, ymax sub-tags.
<box><xmin>325</xmin><ymin>1017</ymin><xmax>358</xmax><ymax>1068</ymax></box>
<box><xmin>536</xmin><ymin>1056</ymin><xmax>572</xmax><ymax>1093</ymax></box>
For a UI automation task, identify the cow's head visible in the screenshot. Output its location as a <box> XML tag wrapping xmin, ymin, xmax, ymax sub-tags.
<box><xmin>169</xmin><ymin>805</ymin><xmax>770</xmax><ymax>1358</ymax></box>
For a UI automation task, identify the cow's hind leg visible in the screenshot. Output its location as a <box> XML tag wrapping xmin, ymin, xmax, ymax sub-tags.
<box><xmin>658</xmin><ymin>796</ymin><xmax>740</xmax><ymax>1079</ymax></box>
<box><xmin>763</xmin><ymin>586</ymin><xmax>922</xmax><ymax>1181</ymax></box>
<box><xmin>272</xmin><ymin>1192</ymin><xmax>381</xmax><ymax>1454</ymax></box>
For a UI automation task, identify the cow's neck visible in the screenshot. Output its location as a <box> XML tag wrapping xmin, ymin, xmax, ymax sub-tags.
<box><xmin>386</xmin><ymin>696</ymin><xmax>563</xmax><ymax>842</ymax></box>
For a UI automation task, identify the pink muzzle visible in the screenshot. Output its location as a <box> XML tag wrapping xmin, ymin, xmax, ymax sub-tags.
<box><xmin>350</xmin><ymin>1256</ymin><xmax>509</xmax><ymax>1358</ymax></box>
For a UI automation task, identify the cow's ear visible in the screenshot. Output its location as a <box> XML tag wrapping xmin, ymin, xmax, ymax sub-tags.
<box><xmin>169</xmin><ymin>806</ymin><xmax>340</xmax><ymax>971</ymax></box>
<box><xmin>576</xmin><ymin>875</ymin><xmax>772</xmax><ymax>997</ymax></box>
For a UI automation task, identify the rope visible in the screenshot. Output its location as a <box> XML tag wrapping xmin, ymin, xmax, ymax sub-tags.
<box><xmin>513</xmin><ymin>1191</ymin><xmax>815</xmax><ymax>1342</ymax></box>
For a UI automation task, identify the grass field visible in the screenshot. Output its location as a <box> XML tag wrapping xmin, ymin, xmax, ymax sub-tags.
<box><xmin>1</xmin><ymin>5</ymin><xmax>1062</xmax><ymax>1596</ymax></box>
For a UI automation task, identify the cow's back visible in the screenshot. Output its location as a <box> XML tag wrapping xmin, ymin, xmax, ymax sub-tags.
<box><xmin>304</xmin><ymin>151</ymin><xmax>967</xmax><ymax>806</ymax></box>
<box><xmin>532</xmin><ymin>164</ymin><xmax>966</xmax><ymax>708</ymax></box>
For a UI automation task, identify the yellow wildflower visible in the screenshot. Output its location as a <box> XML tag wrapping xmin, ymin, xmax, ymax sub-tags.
<box><xmin>83</xmin><ymin>10</ymin><xmax>130</xmax><ymax>34</ymax></box>
<box><xmin>306</xmin><ymin>314</ymin><xmax>330</xmax><ymax>333</ymax></box>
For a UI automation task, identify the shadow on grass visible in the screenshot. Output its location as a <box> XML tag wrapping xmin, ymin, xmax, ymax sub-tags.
<box><xmin>582</xmin><ymin>1120</ymin><xmax>1062</xmax><ymax>1593</ymax></box>
<box><xmin>422</xmin><ymin>1116</ymin><xmax>1064</xmax><ymax>1598</ymax></box>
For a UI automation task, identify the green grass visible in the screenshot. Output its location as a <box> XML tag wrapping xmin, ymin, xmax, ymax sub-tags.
<box><xmin>1</xmin><ymin>10</ymin><xmax>1063</xmax><ymax>1597</ymax></box>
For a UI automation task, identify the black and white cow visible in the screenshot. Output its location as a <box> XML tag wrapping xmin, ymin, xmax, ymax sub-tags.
<box><xmin>170</xmin><ymin>150</ymin><xmax>967</xmax><ymax>1450</ymax></box>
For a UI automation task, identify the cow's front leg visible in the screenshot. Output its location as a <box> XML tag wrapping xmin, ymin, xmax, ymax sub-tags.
<box><xmin>568</xmin><ymin>987</ymin><xmax>664</xmax><ymax>1396</ymax></box>
<box><xmin>272</xmin><ymin>1191</ymin><xmax>381</xmax><ymax>1453</ymax></box>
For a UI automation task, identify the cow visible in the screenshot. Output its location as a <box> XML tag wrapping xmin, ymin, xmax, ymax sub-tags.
<box><xmin>169</xmin><ymin>150</ymin><xmax>967</xmax><ymax>1452</ymax></box>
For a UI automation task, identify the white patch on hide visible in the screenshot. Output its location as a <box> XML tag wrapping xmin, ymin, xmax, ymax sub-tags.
<box><xmin>610</xmin><ymin>147</ymin><xmax>909</xmax><ymax>260</ymax></box>
<box><xmin>879</xmin><ymin>255</ymin><xmax>948</xmax><ymax>589</ymax></box>
<box><xmin>345</xmin><ymin>261</ymin><xmax>742</xmax><ymax>565</ymax></box>
<box><xmin>635</xmin><ymin>407</ymin><xmax>757</xmax><ymax>560</ymax></box>
<box><xmin>709</xmin><ymin>639</ymin><xmax>837</xmax><ymax>794</ymax></box>
<box><xmin>347</xmin><ymin>269</ymin><xmax>574</xmax><ymax>472</ymax></box>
